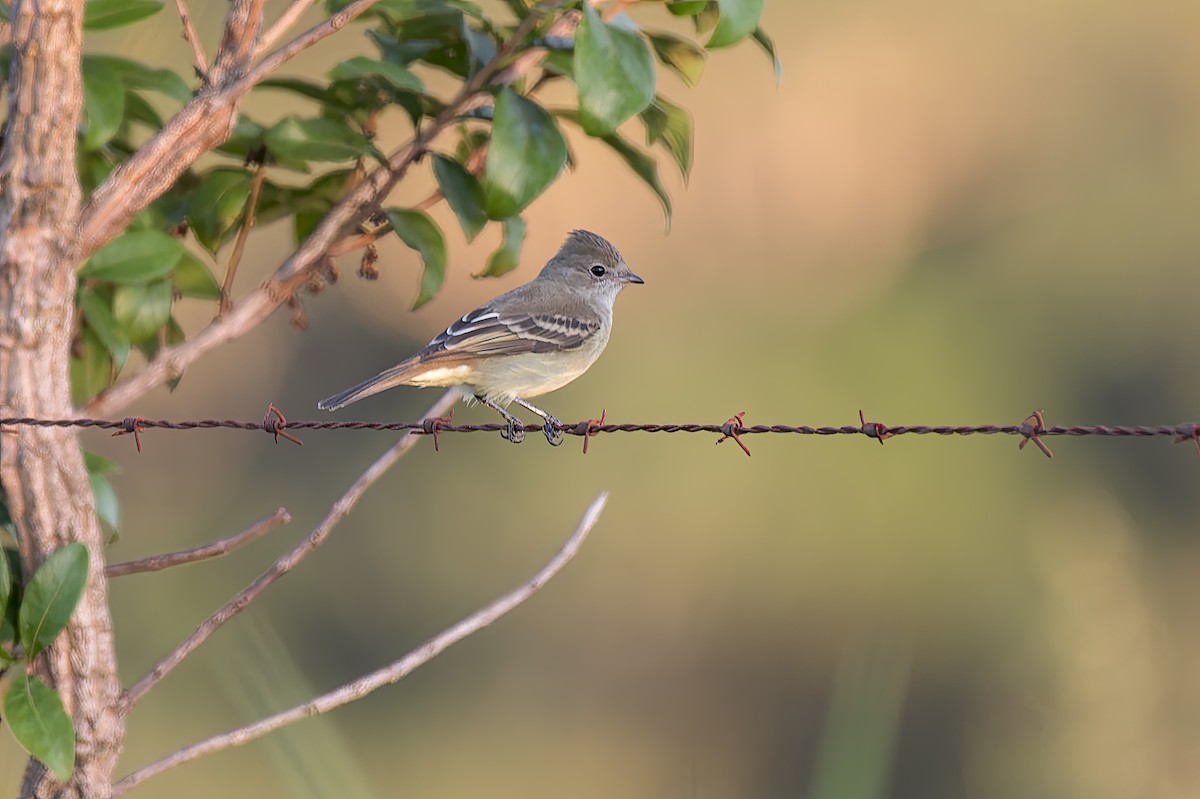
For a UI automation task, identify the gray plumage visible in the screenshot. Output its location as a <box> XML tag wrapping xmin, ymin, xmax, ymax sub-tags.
<box><xmin>317</xmin><ymin>230</ymin><xmax>643</xmax><ymax>439</ymax></box>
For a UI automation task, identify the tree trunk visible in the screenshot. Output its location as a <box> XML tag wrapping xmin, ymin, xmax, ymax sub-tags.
<box><xmin>0</xmin><ymin>1</ymin><xmax>124</xmax><ymax>796</ymax></box>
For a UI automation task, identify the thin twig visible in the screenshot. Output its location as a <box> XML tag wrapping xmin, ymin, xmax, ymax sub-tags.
<box><xmin>218</xmin><ymin>163</ymin><xmax>267</xmax><ymax>317</ymax></box>
<box><xmin>105</xmin><ymin>508</ymin><xmax>291</xmax><ymax>578</ymax></box>
<box><xmin>255</xmin><ymin>0</ymin><xmax>317</xmax><ymax>59</ymax></box>
<box><xmin>174</xmin><ymin>0</ymin><xmax>210</xmax><ymax>80</ymax></box>
<box><xmin>111</xmin><ymin>490</ymin><xmax>608</xmax><ymax>797</ymax></box>
<box><xmin>119</xmin><ymin>388</ymin><xmax>459</xmax><ymax>711</ymax></box>
<box><xmin>245</xmin><ymin>0</ymin><xmax>387</xmax><ymax>87</ymax></box>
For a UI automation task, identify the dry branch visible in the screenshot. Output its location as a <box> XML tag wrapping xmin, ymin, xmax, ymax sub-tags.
<box><xmin>105</xmin><ymin>508</ymin><xmax>291</xmax><ymax>577</ymax></box>
<box><xmin>112</xmin><ymin>490</ymin><xmax>608</xmax><ymax>796</ymax></box>
<box><xmin>119</xmin><ymin>388</ymin><xmax>459</xmax><ymax>710</ymax></box>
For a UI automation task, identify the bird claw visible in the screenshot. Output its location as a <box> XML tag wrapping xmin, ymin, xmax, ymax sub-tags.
<box><xmin>501</xmin><ymin>420</ymin><xmax>526</xmax><ymax>444</ymax></box>
<box><xmin>543</xmin><ymin>416</ymin><xmax>563</xmax><ymax>447</ymax></box>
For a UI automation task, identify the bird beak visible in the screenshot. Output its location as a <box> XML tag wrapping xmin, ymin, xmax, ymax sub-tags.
<box><xmin>624</xmin><ymin>270</ymin><xmax>645</xmax><ymax>285</ymax></box>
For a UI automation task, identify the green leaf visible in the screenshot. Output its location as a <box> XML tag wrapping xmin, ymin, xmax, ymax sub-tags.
<box><xmin>667</xmin><ymin>1</ymin><xmax>709</xmax><ymax>14</ymax></box>
<box><xmin>647</xmin><ymin>31</ymin><xmax>706</xmax><ymax>87</ymax></box>
<box><xmin>90</xmin><ymin>474</ymin><xmax>119</xmax><ymax>533</ymax></box>
<box><xmin>83</xmin><ymin>451</ymin><xmax>121</xmax><ymax>476</ymax></box>
<box><xmin>85</xmin><ymin>55</ymin><xmax>190</xmax><ymax>103</ymax></box>
<box><xmin>171</xmin><ymin>250</ymin><xmax>221</xmax><ymax>300</ymax></box>
<box><xmin>432</xmin><ymin>154</ymin><xmax>487</xmax><ymax>242</ymax></box>
<box><xmin>478</xmin><ymin>216</ymin><xmax>526</xmax><ymax>278</ymax></box>
<box><xmin>574</xmin><ymin>3</ymin><xmax>656</xmax><ymax>136</ymax></box>
<box><xmin>483</xmin><ymin>89</ymin><xmax>567</xmax><ymax>219</ymax></box>
<box><xmin>0</xmin><ymin>547</ymin><xmax>20</xmax><ymax>653</ymax></box>
<box><xmin>70</xmin><ymin>330</ymin><xmax>111</xmax><ymax>405</ymax></box>
<box><xmin>386</xmin><ymin>209</ymin><xmax>447</xmax><ymax>308</ymax></box>
<box><xmin>328</xmin><ymin>56</ymin><xmax>425</xmax><ymax>93</ymax></box>
<box><xmin>601</xmin><ymin>132</ymin><xmax>672</xmax><ymax>230</ymax></box>
<box><xmin>78</xmin><ymin>290</ymin><xmax>131</xmax><ymax>370</ymax></box>
<box><xmin>693</xmin><ymin>2</ymin><xmax>719</xmax><ymax>35</ymax></box>
<box><xmin>640</xmin><ymin>95</ymin><xmax>693</xmax><ymax>181</ymax></box>
<box><xmin>751</xmin><ymin>26</ymin><xmax>783</xmax><ymax>85</ymax></box>
<box><xmin>85</xmin><ymin>0</ymin><xmax>161</xmax><ymax>30</ymax></box>
<box><xmin>186</xmin><ymin>169</ymin><xmax>252</xmax><ymax>255</ymax></box>
<box><xmin>79</xmin><ymin>229</ymin><xmax>185</xmax><ymax>284</ymax></box>
<box><xmin>5</xmin><ymin>673</ymin><xmax>76</xmax><ymax>781</ymax></box>
<box><xmin>708</xmin><ymin>0</ymin><xmax>763</xmax><ymax>49</ymax></box>
<box><xmin>18</xmin><ymin>543</ymin><xmax>89</xmax><ymax>658</ymax></box>
<box><xmin>81</xmin><ymin>58</ymin><xmax>125</xmax><ymax>151</ymax></box>
<box><xmin>264</xmin><ymin>116</ymin><xmax>376</xmax><ymax>163</ymax></box>
<box><xmin>112</xmin><ymin>281</ymin><xmax>174</xmax><ymax>343</ymax></box>
<box><xmin>122</xmin><ymin>91</ymin><xmax>163</xmax><ymax>129</ymax></box>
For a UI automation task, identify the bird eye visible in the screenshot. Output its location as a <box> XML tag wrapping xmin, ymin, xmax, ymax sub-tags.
<box><xmin>590</xmin><ymin>264</ymin><xmax>607</xmax><ymax>277</ymax></box>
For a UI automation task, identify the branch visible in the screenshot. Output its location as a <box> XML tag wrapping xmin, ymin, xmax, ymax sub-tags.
<box><xmin>119</xmin><ymin>388</ymin><xmax>460</xmax><ymax>710</ymax></box>
<box><xmin>255</xmin><ymin>0</ymin><xmax>319</xmax><ymax>59</ymax></box>
<box><xmin>174</xmin><ymin>0</ymin><xmax>209</xmax><ymax>80</ymax></box>
<box><xmin>105</xmin><ymin>508</ymin><xmax>291</xmax><ymax>578</ymax></box>
<box><xmin>218</xmin><ymin>162</ymin><xmax>267</xmax><ymax>316</ymax></box>
<box><xmin>77</xmin><ymin>0</ymin><xmax>386</xmax><ymax>259</ymax></box>
<box><xmin>84</xmin><ymin>1</ymin><xmax>563</xmax><ymax>417</ymax></box>
<box><xmin>111</xmin><ymin>490</ymin><xmax>608</xmax><ymax>797</ymax></box>
<box><xmin>205</xmin><ymin>0</ymin><xmax>265</xmax><ymax>87</ymax></box>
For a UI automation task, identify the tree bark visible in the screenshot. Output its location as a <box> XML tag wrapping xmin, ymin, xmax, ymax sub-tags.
<box><xmin>0</xmin><ymin>1</ymin><xmax>124</xmax><ymax>796</ymax></box>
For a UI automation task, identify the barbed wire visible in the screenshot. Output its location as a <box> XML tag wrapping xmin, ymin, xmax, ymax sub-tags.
<box><xmin>2</xmin><ymin>405</ymin><xmax>1198</xmax><ymax>458</ymax></box>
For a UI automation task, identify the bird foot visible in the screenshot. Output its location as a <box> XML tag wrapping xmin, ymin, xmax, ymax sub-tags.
<box><xmin>501</xmin><ymin>419</ymin><xmax>526</xmax><ymax>444</ymax></box>
<box><xmin>542</xmin><ymin>416</ymin><xmax>563</xmax><ymax>446</ymax></box>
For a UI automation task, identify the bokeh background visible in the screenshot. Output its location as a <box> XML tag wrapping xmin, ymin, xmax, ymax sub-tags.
<box><xmin>6</xmin><ymin>0</ymin><xmax>1200</xmax><ymax>796</ymax></box>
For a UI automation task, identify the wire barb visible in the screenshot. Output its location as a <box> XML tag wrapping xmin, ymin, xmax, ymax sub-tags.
<box><xmin>1173</xmin><ymin>423</ymin><xmax>1200</xmax><ymax>457</ymax></box>
<box><xmin>858</xmin><ymin>409</ymin><xmax>895</xmax><ymax>445</ymax></box>
<box><xmin>418</xmin><ymin>410</ymin><xmax>454</xmax><ymax>453</ymax></box>
<box><xmin>575</xmin><ymin>408</ymin><xmax>607</xmax><ymax>455</ymax></box>
<box><xmin>112</xmin><ymin>416</ymin><xmax>147</xmax><ymax>452</ymax></box>
<box><xmin>262</xmin><ymin>403</ymin><xmax>303</xmax><ymax>446</ymax></box>
<box><xmin>715</xmin><ymin>411</ymin><xmax>752</xmax><ymax>457</ymax></box>
<box><xmin>1018</xmin><ymin>409</ymin><xmax>1053</xmax><ymax>459</ymax></box>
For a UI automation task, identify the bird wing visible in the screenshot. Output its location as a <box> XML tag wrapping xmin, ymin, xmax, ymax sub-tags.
<box><xmin>417</xmin><ymin>305</ymin><xmax>602</xmax><ymax>360</ymax></box>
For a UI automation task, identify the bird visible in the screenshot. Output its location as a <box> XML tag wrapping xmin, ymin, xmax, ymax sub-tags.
<box><xmin>317</xmin><ymin>229</ymin><xmax>644</xmax><ymax>445</ymax></box>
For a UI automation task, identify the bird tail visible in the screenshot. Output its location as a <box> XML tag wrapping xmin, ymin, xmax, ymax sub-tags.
<box><xmin>316</xmin><ymin>363</ymin><xmax>419</xmax><ymax>411</ymax></box>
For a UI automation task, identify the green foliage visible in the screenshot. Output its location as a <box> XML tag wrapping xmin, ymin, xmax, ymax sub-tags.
<box><xmin>574</xmin><ymin>4</ymin><xmax>656</xmax><ymax>136</ymax></box>
<box><xmin>58</xmin><ymin>0</ymin><xmax>775</xmax><ymax>406</ymax></box>
<box><xmin>708</xmin><ymin>0</ymin><xmax>764</xmax><ymax>48</ymax></box>
<box><xmin>84</xmin><ymin>0</ymin><xmax>162</xmax><ymax>31</ymax></box>
<box><xmin>484</xmin><ymin>88</ymin><xmax>568</xmax><ymax>219</ymax></box>
<box><xmin>5</xmin><ymin>673</ymin><xmax>76</xmax><ymax>780</ymax></box>
<box><xmin>18</xmin><ymin>543</ymin><xmax>89</xmax><ymax>658</ymax></box>
<box><xmin>387</xmin><ymin>209</ymin><xmax>448</xmax><ymax>308</ymax></box>
<box><xmin>186</xmin><ymin>169</ymin><xmax>253</xmax><ymax>255</ymax></box>
<box><xmin>479</xmin><ymin>216</ymin><xmax>526</xmax><ymax>278</ymax></box>
<box><xmin>433</xmin><ymin>154</ymin><xmax>487</xmax><ymax>242</ymax></box>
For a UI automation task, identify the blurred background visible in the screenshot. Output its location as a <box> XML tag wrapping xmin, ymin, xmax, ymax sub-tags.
<box><xmin>7</xmin><ymin>0</ymin><xmax>1200</xmax><ymax>795</ymax></box>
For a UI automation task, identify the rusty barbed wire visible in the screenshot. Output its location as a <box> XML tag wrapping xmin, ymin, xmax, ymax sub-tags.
<box><xmin>1</xmin><ymin>404</ymin><xmax>1198</xmax><ymax>459</ymax></box>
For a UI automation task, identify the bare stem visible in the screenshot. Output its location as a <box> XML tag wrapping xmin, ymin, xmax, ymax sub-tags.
<box><xmin>174</xmin><ymin>0</ymin><xmax>209</xmax><ymax>80</ymax></box>
<box><xmin>105</xmin><ymin>508</ymin><xmax>291</xmax><ymax>578</ymax></box>
<box><xmin>119</xmin><ymin>388</ymin><xmax>460</xmax><ymax>711</ymax></box>
<box><xmin>218</xmin><ymin>163</ymin><xmax>267</xmax><ymax>317</ymax></box>
<box><xmin>255</xmin><ymin>0</ymin><xmax>318</xmax><ymax>59</ymax></box>
<box><xmin>111</xmin><ymin>491</ymin><xmax>608</xmax><ymax>796</ymax></box>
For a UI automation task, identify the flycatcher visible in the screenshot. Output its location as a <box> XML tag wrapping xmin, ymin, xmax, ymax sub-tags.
<box><xmin>317</xmin><ymin>229</ymin><xmax>644</xmax><ymax>445</ymax></box>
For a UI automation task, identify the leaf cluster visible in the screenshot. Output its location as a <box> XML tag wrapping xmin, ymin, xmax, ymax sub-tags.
<box><xmin>0</xmin><ymin>543</ymin><xmax>91</xmax><ymax>781</ymax></box>
<box><xmin>12</xmin><ymin>0</ymin><xmax>777</xmax><ymax>405</ymax></box>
